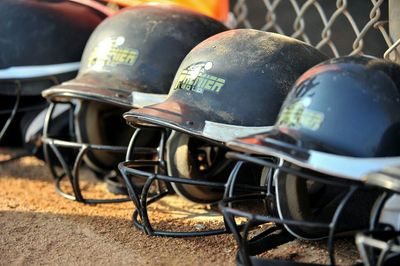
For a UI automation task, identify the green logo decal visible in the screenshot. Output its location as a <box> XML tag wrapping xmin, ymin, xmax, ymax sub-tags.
<box><xmin>88</xmin><ymin>36</ymin><xmax>138</xmax><ymax>69</ymax></box>
<box><xmin>174</xmin><ymin>62</ymin><xmax>225</xmax><ymax>94</ymax></box>
<box><xmin>277</xmin><ymin>97</ymin><xmax>324</xmax><ymax>131</ymax></box>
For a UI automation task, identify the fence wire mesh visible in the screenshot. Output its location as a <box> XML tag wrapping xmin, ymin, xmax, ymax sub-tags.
<box><xmin>230</xmin><ymin>0</ymin><xmax>400</xmax><ymax>61</ymax></box>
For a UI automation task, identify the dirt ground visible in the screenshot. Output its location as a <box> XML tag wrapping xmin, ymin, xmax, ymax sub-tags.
<box><xmin>0</xmin><ymin>148</ymin><xmax>360</xmax><ymax>266</ymax></box>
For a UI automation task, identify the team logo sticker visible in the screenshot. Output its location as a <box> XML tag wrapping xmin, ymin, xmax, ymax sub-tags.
<box><xmin>277</xmin><ymin>97</ymin><xmax>324</xmax><ymax>131</ymax></box>
<box><xmin>174</xmin><ymin>61</ymin><xmax>226</xmax><ymax>94</ymax></box>
<box><xmin>88</xmin><ymin>36</ymin><xmax>138</xmax><ymax>69</ymax></box>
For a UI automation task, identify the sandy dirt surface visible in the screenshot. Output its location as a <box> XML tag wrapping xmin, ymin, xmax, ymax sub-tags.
<box><xmin>0</xmin><ymin>149</ymin><xmax>360</xmax><ymax>266</ymax></box>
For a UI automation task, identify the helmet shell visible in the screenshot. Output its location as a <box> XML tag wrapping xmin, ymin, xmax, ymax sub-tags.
<box><xmin>276</xmin><ymin>56</ymin><xmax>400</xmax><ymax>157</ymax></box>
<box><xmin>0</xmin><ymin>0</ymin><xmax>105</xmax><ymax>95</ymax></box>
<box><xmin>125</xmin><ymin>29</ymin><xmax>328</xmax><ymax>141</ymax></box>
<box><xmin>42</xmin><ymin>4</ymin><xmax>228</xmax><ymax>107</ymax></box>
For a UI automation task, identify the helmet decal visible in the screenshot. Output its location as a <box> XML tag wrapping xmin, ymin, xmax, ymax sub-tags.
<box><xmin>174</xmin><ymin>61</ymin><xmax>225</xmax><ymax>94</ymax></box>
<box><xmin>277</xmin><ymin>97</ymin><xmax>324</xmax><ymax>131</ymax></box>
<box><xmin>88</xmin><ymin>36</ymin><xmax>139</xmax><ymax>69</ymax></box>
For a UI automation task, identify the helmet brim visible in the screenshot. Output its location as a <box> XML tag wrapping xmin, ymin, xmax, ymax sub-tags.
<box><xmin>124</xmin><ymin>99</ymin><xmax>273</xmax><ymax>144</ymax></box>
<box><xmin>42</xmin><ymin>73</ymin><xmax>138</xmax><ymax>108</ymax></box>
<box><xmin>227</xmin><ymin>129</ymin><xmax>400</xmax><ymax>188</ymax></box>
<box><xmin>124</xmin><ymin>99</ymin><xmax>210</xmax><ymax>139</ymax></box>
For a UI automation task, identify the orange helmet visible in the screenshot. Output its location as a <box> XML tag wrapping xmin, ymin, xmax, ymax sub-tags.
<box><xmin>104</xmin><ymin>0</ymin><xmax>229</xmax><ymax>22</ymax></box>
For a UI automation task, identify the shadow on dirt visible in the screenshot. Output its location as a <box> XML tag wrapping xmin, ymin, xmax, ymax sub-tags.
<box><xmin>0</xmin><ymin>210</ymin><xmax>236</xmax><ymax>265</ymax></box>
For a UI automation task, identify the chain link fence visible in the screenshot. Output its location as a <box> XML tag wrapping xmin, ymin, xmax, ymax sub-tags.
<box><xmin>229</xmin><ymin>0</ymin><xmax>400</xmax><ymax>62</ymax></box>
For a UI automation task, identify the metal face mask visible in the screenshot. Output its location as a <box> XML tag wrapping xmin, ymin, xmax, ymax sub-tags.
<box><xmin>220</xmin><ymin>56</ymin><xmax>400</xmax><ymax>265</ymax></box>
<box><xmin>119</xmin><ymin>29</ymin><xmax>328</xmax><ymax>237</ymax></box>
<box><xmin>41</xmin><ymin>4</ymin><xmax>228</xmax><ymax>204</ymax></box>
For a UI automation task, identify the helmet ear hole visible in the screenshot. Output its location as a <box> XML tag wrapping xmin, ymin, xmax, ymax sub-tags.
<box><xmin>277</xmin><ymin>165</ymin><xmax>352</xmax><ymax>239</ymax></box>
<box><xmin>276</xmin><ymin>168</ymin><xmax>327</xmax><ymax>239</ymax></box>
<box><xmin>76</xmin><ymin>101</ymin><xmax>133</xmax><ymax>174</ymax></box>
<box><xmin>167</xmin><ymin>131</ymin><xmax>232</xmax><ymax>203</ymax></box>
<box><xmin>276</xmin><ymin>163</ymin><xmax>380</xmax><ymax>240</ymax></box>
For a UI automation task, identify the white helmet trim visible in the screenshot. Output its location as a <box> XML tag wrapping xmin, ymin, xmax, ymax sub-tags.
<box><xmin>24</xmin><ymin>104</ymin><xmax>70</xmax><ymax>143</ymax></box>
<box><xmin>203</xmin><ymin>120</ymin><xmax>273</xmax><ymax>143</ymax></box>
<box><xmin>0</xmin><ymin>62</ymin><xmax>80</xmax><ymax>79</ymax></box>
<box><xmin>227</xmin><ymin>139</ymin><xmax>400</xmax><ymax>187</ymax></box>
<box><xmin>130</xmin><ymin>91</ymin><xmax>168</xmax><ymax>108</ymax></box>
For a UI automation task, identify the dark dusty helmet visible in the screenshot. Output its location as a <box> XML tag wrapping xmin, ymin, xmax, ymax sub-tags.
<box><xmin>119</xmin><ymin>29</ymin><xmax>327</xmax><ymax>236</ymax></box>
<box><xmin>41</xmin><ymin>4</ymin><xmax>228</xmax><ymax>204</ymax></box>
<box><xmin>223</xmin><ymin>56</ymin><xmax>400</xmax><ymax>265</ymax></box>
<box><xmin>0</xmin><ymin>0</ymin><xmax>106</xmax><ymax>151</ymax></box>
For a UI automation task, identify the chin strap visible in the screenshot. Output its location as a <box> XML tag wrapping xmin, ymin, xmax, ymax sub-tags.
<box><xmin>235</xmin><ymin>224</ymin><xmax>324</xmax><ymax>266</ymax></box>
<box><xmin>0</xmin><ymin>82</ymin><xmax>21</xmax><ymax>144</ymax></box>
<box><xmin>0</xmin><ymin>146</ymin><xmax>38</xmax><ymax>165</ymax></box>
<box><xmin>0</xmin><ymin>83</ymin><xmax>36</xmax><ymax>164</ymax></box>
<box><xmin>246</xmin><ymin>226</ymin><xmax>295</xmax><ymax>256</ymax></box>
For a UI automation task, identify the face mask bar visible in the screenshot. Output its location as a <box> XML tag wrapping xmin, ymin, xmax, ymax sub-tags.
<box><xmin>356</xmin><ymin>230</ymin><xmax>400</xmax><ymax>266</ymax></box>
<box><xmin>118</xmin><ymin>127</ymin><xmax>268</xmax><ymax>237</ymax></box>
<box><xmin>42</xmin><ymin>101</ymin><xmax>156</xmax><ymax>204</ymax></box>
<box><xmin>355</xmin><ymin>189</ymin><xmax>400</xmax><ymax>266</ymax></box>
<box><xmin>0</xmin><ymin>76</ymin><xmax>60</xmax><ymax>163</ymax></box>
<box><xmin>219</xmin><ymin>151</ymin><xmax>380</xmax><ymax>266</ymax></box>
